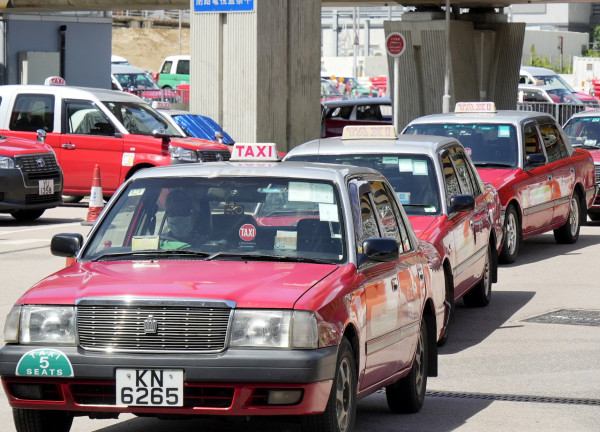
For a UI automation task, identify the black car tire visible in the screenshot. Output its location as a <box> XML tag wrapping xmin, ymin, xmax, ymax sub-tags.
<box><xmin>463</xmin><ymin>243</ymin><xmax>492</xmax><ymax>308</ymax></box>
<box><xmin>301</xmin><ymin>337</ymin><xmax>356</xmax><ymax>432</ymax></box>
<box><xmin>554</xmin><ymin>193</ymin><xmax>582</xmax><ymax>244</ymax></box>
<box><xmin>499</xmin><ymin>205</ymin><xmax>520</xmax><ymax>264</ymax></box>
<box><xmin>10</xmin><ymin>209</ymin><xmax>45</xmax><ymax>221</ymax></box>
<box><xmin>13</xmin><ymin>408</ymin><xmax>73</xmax><ymax>432</ymax></box>
<box><xmin>62</xmin><ymin>195</ymin><xmax>84</xmax><ymax>204</ymax></box>
<box><xmin>385</xmin><ymin>318</ymin><xmax>428</xmax><ymax>414</ymax></box>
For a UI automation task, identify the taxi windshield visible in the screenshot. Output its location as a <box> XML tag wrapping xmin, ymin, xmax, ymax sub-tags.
<box><xmin>82</xmin><ymin>177</ymin><xmax>346</xmax><ymax>264</ymax></box>
<box><xmin>286</xmin><ymin>154</ymin><xmax>441</xmax><ymax>216</ymax></box>
<box><xmin>101</xmin><ymin>101</ymin><xmax>182</xmax><ymax>137</ymax></box>
<box><xmin>405</xmin><ymin>123</ymin><xmax>519</xmax><ymax>168</ymax></box>
<box><xmin>563</xmin><ymin>117</ymin><xmax>600</xmax><ymax>147</ymax></box>
<box><xmin>114</xmin><ymin>72</ymin><xmax>160</xmax><ymax>90</ymax></box>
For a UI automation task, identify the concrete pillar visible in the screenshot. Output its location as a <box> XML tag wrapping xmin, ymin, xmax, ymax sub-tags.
<box><xmin>384</xmin><ymin>11</ymin><xmax>525</xmax><ymax>130</ymax></box>
<box><xmin>189</xmin><ymin>0</ymin><xmax>321</xmax><ymax>152</ymax></box>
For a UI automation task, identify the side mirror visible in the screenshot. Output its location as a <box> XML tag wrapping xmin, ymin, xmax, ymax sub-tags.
<box><xmin>361</xmin><ymin>238</ymin><xmax>399</xmax><ymax>263</ymax></box>
<box><xmin>51</xmin><ymin>233</ymin><xmax>84</xmax><ymax>258</ymax></box>
<box><xmin>526</xmin><ymin>153</ymin><xmax>545</xmax><ymax>167</ymax></box>
<box><xmin>449</xmin><ymin>194</ymin><xmax>475</xmax><ymax>213</ymax></box>
<box><xmin>36</xmin><ymin>129</ymin><xmax>46</xmax><ymax>143</ymax></box>
<box><xmin>152</xmin><ymin>128</ymin><xmax>171</xmax><ymax>143</ymax></box>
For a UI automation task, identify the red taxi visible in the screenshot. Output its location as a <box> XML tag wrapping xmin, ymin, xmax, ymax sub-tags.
<box><xmin>0</xmin><ymin>143</ymin><xmax>446</xmax><ymax>432</ymax></box>
<box><xmin>0</xmin><ymin>77</ymin><xmax>230</xmax><ymax>202</ymax></box>
<box><xmin>404</xmin><ymin>102</ymin><xmax>596</xmax><ymax>263</ymax></box>
<box><xmin>285</xmin><ymin>125</ymin><xmax>503</xmax><ymax>344</ymax></box>
<box><xmin>563</xmin><ymin>110</ymin><xmax>600</xmax><ymax>221</ymax></box>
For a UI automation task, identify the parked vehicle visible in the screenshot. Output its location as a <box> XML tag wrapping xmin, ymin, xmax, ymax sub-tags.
<box><xmin>320</xmin><ymin>78</ymin><xmax>345</xmax><ymax>104</ymax></box>
<box><xmin>518</xmin><ymin>84</ymin><xmax>583</xmax><ymax>104</ymax></box>
<box><xmin>154</xmin><ymin>55</ymin><xmax>190</xmax><ymax>89</ymax></box>
<box><xmin>404</xmin><ymin>102</ymin><xmax>597</xmax><ymax>263</ymax></box>
<box><xmin>0</xmin><ymin>134</ymin><xmax>63</xmax><ymax>220</ymax></box>
<box><xmin>563</xmin><ymin>110</ymin><xmax>600</xmax><ymax>220</ymax></box>
<box><xmin>110</xmin><ymin>55</ymin><xmax>130</xmax><ymax>66</ymax></box>
<box><xmin>285</xmin><ymin>125</ymin><xmax>503</xmax><ymax>344</ymax></box>
<box><xmin>0</xmin><ymin>143</ymin><xmax>444</xmax><ymax>432</ymax></box>
<box><xmin>0</xmin><ymin>77</ymin><xmax>231</xmax><ymax>202</ymax></box>
<box><xmin>519</xmin><ymin>66</ymin><xmax>600</xmax><ymax>106</ymax></box>
<box><xmin>321</xmin><ymin>97</ymin><xmax>392</xmax><ymax>138</ymax></box>
<box><xmin>111</xmin><ymin>64</ymin><xmax>179</xmax><ymax>103</ymax></box>
<box><xmin>157</xmin><ymin>106</ymin><xmax>235</xmax><ymax>145</ymax></box>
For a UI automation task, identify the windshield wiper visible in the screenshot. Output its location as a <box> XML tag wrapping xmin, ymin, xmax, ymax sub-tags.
<box><xmin>90</xmin><ymin>250</ymin><xmax>211</xmax><ymax>262</ymax></box>
<box><xmin>204</xmin><ymin>252</ymin><xmax>335</xmax><ymax>264</ymax></box>
<box><xmin>473</xmin><ymin>162</ymin><xmax>514</xmax><ymax>168</ymax></box>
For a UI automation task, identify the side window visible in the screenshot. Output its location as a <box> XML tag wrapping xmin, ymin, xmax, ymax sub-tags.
<box><xmin>160</xmin><ymin>61</ymin><xmax>173</xmax><ymax>74</ymax></box>
<box><xmin>356</xmin><ymin>104</ymin><xmax>381</xmax><ymax>121</ymax></box>
<box><xmin>370</xmin><ymin>181</ymin><xmax>401</xmax><ymax>243</ymax></box>
<box><xmin>176</xmin><ymin>60</ymin><xmax>189</xmax><ymax>75</ymax></box>
<box><xmin>357</xmin><ymin>193</ymin><xmax>380</xmax><ymax>248</ymax></box>
<box><xmin>539</xmin><ymin>123</ymin><xmax>569</xmax><ymax>163</ymax></box>
<box><xmin>65</xmin><ymin>100</ymin><xmax>114</xmax><ymax>136</ymax></box>
<box><xmin>524</xmin><ymin>124</ymin><xmax>543</xmax><ymax>162</ymax></box>
<box><xmin>441</xmin><ymin>151</ymin><xmax>460</xmax><ymax>207</ymax></box>
<box><xmin>450</xmin><ymin>151</ymin><xmax>475</xmax><ymax>196</ymax></box>
<box><xmin>9</xmin><ymin>94</ymin><xmax>55</xmax><ymax>132</ymax></box>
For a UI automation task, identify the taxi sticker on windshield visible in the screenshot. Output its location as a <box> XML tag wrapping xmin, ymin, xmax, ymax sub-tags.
<box><xmin>16</xmin><ymin>349</ymin><xmax>73</xmax><ymax>377</ymax></box>
<box><xmin>128</xmin><ymin>188</ymin><xmax>145</xmax><ymax>197</ymax></box>
<box><xmin>382</xmin><ymin>157</ymin><xmax>398</xmax><ymax>165</ymax></box>
<box><xmin>275</xmin><ymin>230</ymin><xmax>297</xmax><ymax>251</ymax></box>
<box><xmin>288</xmin><ymin>182</ymin><xmax>333</xmax><ymax>203</ymax></box>
<box><xmin>412</xmin><ymin>161</ymin><xmax>428</xmax><ymax>175</ymax></box>
<box><xmin>399</xmin><ymin>159</ymin><xmax>413</xmax><ymax>172</ymax></box>
<box><xmin>319</xmin><ymin>203</ymin><xmax>339</xmax><ymax>222</ymax></box>
<box><xmin>132</xmin><ymin>236</ymin><xmax>159</xmax><ymax>250</ymax></box>
<box><xmin>424</xmin><ymin>206</ymin><xmax>436</xmax><ymax>213</ymax></box>
<box><xmin>397</xmin><ymin>192</ymin><xmax>410</xmax><ymax>205</ymax></box>
<box><xmin>498</xmin><ymin>125</ymin><xmax>511</xmax><ymax>138</ymax></box>
<box><xmin>122</xmin><ymin>152</ymin><xmax>135</xmax><ymax>167</ymax></box>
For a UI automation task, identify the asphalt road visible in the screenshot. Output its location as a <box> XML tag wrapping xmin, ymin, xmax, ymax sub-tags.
<box><xmin>0</xmin><ymin>205</ymin><xmax>598</xmax><ymax>432</ymax></box>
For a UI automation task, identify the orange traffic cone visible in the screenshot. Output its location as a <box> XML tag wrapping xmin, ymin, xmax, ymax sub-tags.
<box><xmin>83</xmin><ymin>164</ymin><xmax>104</xmax><ymax>225</ymax></box>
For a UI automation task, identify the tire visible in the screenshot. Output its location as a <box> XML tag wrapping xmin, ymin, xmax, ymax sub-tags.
<box><xmin>499</xmin><ymin>205</ymin><xmax>520</xmax><ymax>264</ymax></box>
<box><xmin>62</xmin><ymin>195</ymin><xmax>83</xmax><ymax>204</ymax></box>
<box><xmin>437</xmin><ymin>269</ymin><xmax>454</xmax><ymax>347</ymax></box>
<box><xmin>301</xmin><ymin>338</ymin><xmax>356</xmax><ymax>432</ymax></box>
<box><xmin>463</xmin><ymin>243</ymin><xmax>492</xmax><ymax>308</ymax></box>
<box><xmin>10</xmin><ymin>209</ymin><xmax>45</xmax><ymax>221</ymax></box>
<box><xmin>588</xmin><ymin>212</ymin><xmax>600</xmax><ymax>222</ymax></box>
<box><xmin>554</xmin><ymin>193</ymin><xmax>582</xmax><ymax>244</ymax></box>
<box><xmin>13</xmin><ymin>409</ymin><xmax>73</xmax><ymax>432</ymax></box>
<box><xmin>386</xmin><ymin>318</ymin><xmax>428</xmax><ymax>414</ymax></box>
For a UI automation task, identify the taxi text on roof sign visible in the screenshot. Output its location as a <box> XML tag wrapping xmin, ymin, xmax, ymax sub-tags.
<box><xmin>454</xmin><ymin>102</ymin><xmax>497</xmax><ymax>113</ymax></box>
<box><xmin>151</xmin><ymin>101</ymin><xmax>171</xmax><ymax>110</ymax></box>
<box><xmin>44</xmin><ymin>76</ymin><xmax>66</xmax><ymax>86</ymax></box>
<box><xmin>230</xmin><ymin>143</ymin><xmax>280</xmax><ymax>162</ymax></box>
<box><xmin>341</xmin><ymin>125</ymin><xmax>397</xmax><ymax>140</ymax></box>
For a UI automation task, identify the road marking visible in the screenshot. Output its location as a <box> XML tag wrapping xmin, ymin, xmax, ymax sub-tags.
<box><xmin>0</xmin><ymin>222</ymin><xmax>84</xmax><ymax>236</ymax></box>
<box><xmin>1</xmin><ymin>239</ymin><xmax>49</xmax><ymax>245</ymax></box>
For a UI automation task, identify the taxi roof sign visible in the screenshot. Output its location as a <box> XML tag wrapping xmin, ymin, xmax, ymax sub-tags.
<box><xmin>341</xmin><ymin>125</ymin><xmax>397</xmax><ymax>140</ymax></box>
<box><xmin>230</xmin><ymin>143</ymin><xmax>280</xmax><ymax>162</ymax></box>
<box><xmin>44</xmin><ymin>76</ymin><xmax>66</xmax><ymax>86</ymax></box>
<box><xmin>454</xmin><ymin>102</ymin><xmax>497</xmax><ymax>113</ymax></box>
<box><xmin>151</xmin><ymin>101</ymin><xmax>171</xmax><ymax>110</ymax></box>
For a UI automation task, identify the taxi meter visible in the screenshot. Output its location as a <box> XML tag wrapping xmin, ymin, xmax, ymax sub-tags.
<box><xmin>230</xmin><ymin>143</ymin><xmax>280</xmax><ymax>162</ymax></box>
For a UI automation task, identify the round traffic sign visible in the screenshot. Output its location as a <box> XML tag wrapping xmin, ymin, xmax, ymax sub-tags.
<box><xmin>386</xmin><ymin>32</ymin><xmax>406</xmax><ymax>57</ymax></box>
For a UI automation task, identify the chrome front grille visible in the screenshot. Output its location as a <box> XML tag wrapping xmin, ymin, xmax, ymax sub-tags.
<box><xmin>77</xmin><ymin>300</ymin><xmax>233</xmax><ymax>353</ymax></box>
<box><xmin>197</xmin><ymin>150</ymin><xmax>231</xmax><ymax>162</ymax></box>
<box><xmin>16</xmin><ymin>153</ymin><xmax>60</xmax><ymax>176</ymax></box>
<box><xmin>595</xmin><ymin>164</ymin><xmax>600</xmax><ymax>185</ymax></box>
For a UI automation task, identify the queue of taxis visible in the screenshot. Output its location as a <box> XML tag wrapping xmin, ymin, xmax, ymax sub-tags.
<box><xmin>0</xmin><ymin>77</ymin><xmax>231</xmax><ymax>202</ymax></box>
<box><xmin>0</xmin><ymin>143</ymin><xmax>446</xmax><ymax>432</ymax></box>
<box><xmin>284</xmin><ymin>125</ymin><xmax>503</xmax><ymax>344</ymax></box>
<box><xmin>403</xmin><ymin>102</ymin><xmax>596</xmax><ymax>264</ymax></box>
<box><xmin>562</xmin><ymin>110</ymin><xmax>600</xmax><ymax>221</ymax></box>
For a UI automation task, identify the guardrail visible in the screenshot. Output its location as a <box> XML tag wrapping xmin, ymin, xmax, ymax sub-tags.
<box><xmin>516</xmin><ymin>102</ymin><xmax>590</xmax><ymax>125</ymax></box>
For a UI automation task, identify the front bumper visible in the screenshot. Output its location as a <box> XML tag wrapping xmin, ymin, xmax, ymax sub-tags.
<box><xmin>0</xmin><ymin>345</ymin><xmax>337</xmax><ymax>416</ymax></box>
<box><xmin>0</xmin><ymin>167</ymin><xmax>62</xmax><ymax>212</ymax></box>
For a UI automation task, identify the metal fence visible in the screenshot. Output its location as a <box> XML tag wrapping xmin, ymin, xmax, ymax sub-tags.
<box><xmin>515</xmin><ymin>102</ymin><xmax>589</xmax><ymax>126</ymax></box>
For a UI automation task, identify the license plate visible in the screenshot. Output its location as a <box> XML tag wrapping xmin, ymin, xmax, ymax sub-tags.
<box><xmin>38</xmin><ymin>179</ymin><xmax>54</xmax><ymax>196</ymax></box>
<box><xmin>116</xmin><ymin>369</ymin><xmax>183</xmax><ymax>407</ymax></box>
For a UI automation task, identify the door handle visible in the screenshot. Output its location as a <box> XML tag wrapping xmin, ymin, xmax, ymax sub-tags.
<box><xmin>547</xmin><ymin>173</ymin><xmax>552</xmax><ymax>181</ymax></box>
<box><xmin>62</xmin><ymin>142</ymin><xmax>75</xmax><ymax>150</ymax></box>
<box><xmin>391</xmin><ymin>277</ymin><xmax>398</xmax><ymax>292</ymax></box>
<box><xmin>417</xmin><ymin>268</ymin><xmax>424</xmax><ymax>281</ymax></box>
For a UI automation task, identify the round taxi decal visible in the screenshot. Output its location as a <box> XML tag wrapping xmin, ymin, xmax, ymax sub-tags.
<box><xmin>16</xmin><ymin>349</ymin><xmax>73</xmax><ymax>377</ymax></box>
<box><xmin>239</xmin><ymin>224</ymin><xmax>256</xmax><ymax>242</ymax></box>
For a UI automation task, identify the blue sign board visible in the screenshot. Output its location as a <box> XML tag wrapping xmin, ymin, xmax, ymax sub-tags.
<box><xmin>194</xmin><ymin>0</ymin><xmax>254</xmax><ymax>13</ymax></box>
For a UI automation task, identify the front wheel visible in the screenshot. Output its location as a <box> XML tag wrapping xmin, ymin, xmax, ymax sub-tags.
<box><xmin>301</xmin><ymin>337</ymin><xmax>356</xmax><ymax>432</ymax></box>
<box><xmin>386</xmin><ymin>318</ymin><xmax>428</xmax><ymax>414</ymax></box>
<box><xmin>463</xmin><ymin>243</ymin><xmax>492</xmax><ymax>307</ymax></box>
<box><xmin>554</xmin><ymin>193</ymin><xmax>582</xmax><ymax>244</ymax></box>
<box><xmin>499</xmin><ymin>205</ymin><xmax>520</xmax><ymax>264</ymax></box>
<box><xmin>13</xmin><ymin>409</ymin><xmax>73</xmax><ymax>432</ymax></box>
<box><xmin>10</xmin><ymin>209</ymin><xmax>45</xmax><ymax>221</ymax></box>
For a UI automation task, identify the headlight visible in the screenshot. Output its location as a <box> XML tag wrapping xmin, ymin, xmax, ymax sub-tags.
<box><xmin>230</xmin><ymin>310</ymin><xmax>318</xmax><ymax>349</ymax></box>
<box><xmin>0</xmin><ymin>156</ymin><xmax>15</xmax><ymax>169</ymax></box>
<box><xmin>168</xmin><ymin>145</ymin><xmax>198</xmax><ymax>162</ymax></box>
<box><xmin>6</xmin><ymin>306</ymin><xmax>77</xmax><ymax>345</ymax></box>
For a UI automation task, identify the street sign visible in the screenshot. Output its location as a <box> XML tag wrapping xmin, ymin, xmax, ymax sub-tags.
<box><xmin>386</xmin><ymin>32</ymin><xmax>406</xmax><ymax>58</ymax></box>
<box><xmin>194</xmin><ymin>0</ymin><xmax>254</xmax><ymax>13</ymax></box>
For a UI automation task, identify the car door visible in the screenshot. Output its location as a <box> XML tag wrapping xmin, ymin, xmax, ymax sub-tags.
<box><xmin>58</xmin><ymin>99</ymin><xmax>124</xmax><ymax>195</ymax></box>
<box><xmin>538</xmin><ymin>122</ymin><xmax>575</xmax><ymax>225</ymax></box>
<box><xmin>519</xmin><ymin>121</ymin><xmax>554</xmax><ymax>232</ymax></box>
<box><xmin>353</xmin><ymin>180</ymin><xmax>422</xmax><ymax>389</ymax></box>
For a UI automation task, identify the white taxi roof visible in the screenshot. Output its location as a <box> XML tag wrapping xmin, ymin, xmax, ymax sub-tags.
<box><xmin>0</xmin><ymin>84</ymin><xmax>145</xmax><ymax>104</ymax></box>
<box><xmin>405</xmin><ymin>109</ymin><xmax>555</xmax><ymax>127</ymax></box>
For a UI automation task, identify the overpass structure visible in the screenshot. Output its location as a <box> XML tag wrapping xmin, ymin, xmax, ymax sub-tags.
<box><xmin>1</xmin><ymin>0</ymin><xmax>597</xmax><ymax>150</ymax></box>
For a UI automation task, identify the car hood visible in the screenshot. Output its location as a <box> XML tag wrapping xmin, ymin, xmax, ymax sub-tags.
<box><xmin>574</xmin><ymin>91</ymin><xmax>597</xmax><ymax>102</ymax></box>
<box><xmin>0</xmin><ymin>136</ymin><xmax>53</xmax><ymax>155</ymax></box>
<box><xmin>476</xmin><ymin>168</ymin><xmax>519</xmax><ymax>191</ymax></box>
<box><xmin>18</xmin><ymin>261</ymin><xmax>339</xmax><ymax>309</ymax></box>
<box><xmin>170</xmin><ymin>136</ymin><xmax>231</xmax><ymax>151</ymax></box>
<box><xmin>585</xmin><ymin>147</ymin><xmax>600</xmax><ymax>162</ymax></box>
